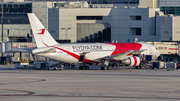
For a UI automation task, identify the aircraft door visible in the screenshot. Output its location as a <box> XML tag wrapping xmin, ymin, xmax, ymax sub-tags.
<box><xmin>79</xmin><ymin>55</ymin><xmax>85</xmax><ymax>62</ymax></box>
<box><xmin>149</xmin><ymin>46</ymin><xmax>152</xmax><ymax>54</ymax></box>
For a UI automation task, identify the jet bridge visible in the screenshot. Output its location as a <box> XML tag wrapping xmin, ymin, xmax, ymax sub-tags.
<box><xmin>0</xmin><ymin>41</ymin><xmax>14</xmax><ymax>64</ymax></box>
<box><xmin>0</xmin><ymin>41</ymin><xmax>36</xmax><ymax>64</ymax></box>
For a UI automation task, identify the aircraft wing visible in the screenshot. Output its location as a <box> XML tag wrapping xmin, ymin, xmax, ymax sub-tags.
<box><xmin>80</xmin><ymin>52</ymin><xmax>90</xmax><ymax>55</ymax></box>
<box><xmin>93</xmin><ymin>49</ymin><xmax>147</xmax><ymax>61</ymax></box>
<box><xmin>40</xmin><ymin>48</ymin><xmax>56</xmax><ymax>53</ymax></box>
<box><xmin>32</xmin><ymin>47</ymin><xmax>56</xmax><ymax>54</ymax></box>
<box><xmin>110</xmin><ymin>50</ymin><xmax>133</xmax><ymax>60</ymax></box>
<box><xmin>131</xmin><ymin>49</ymin><xmax>147</xmax><ymax>55</ymax></box>
<box><xmin>111</xmin><ymin>49</ymin><xmax>147</xmax><ymax>60</ymax></box>
<box><xmin>10</xmin><ymin>48</ymin><xmax>35</xmax><ymax>53</ymax></box>
<box><xmin>11</xmin><ymin>47</ymin><xmax>56</xmax><ymax>54</ymax></box>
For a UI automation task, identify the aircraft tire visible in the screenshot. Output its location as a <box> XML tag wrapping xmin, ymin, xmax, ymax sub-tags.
<box><xmin>82</xmin><ymin>66</ymin><xmax>86</xmax><ymax>70</ymax></box>
<box><xmin>135</xmin><ymin>66</ymin><xmax>139</xmax><ymax>69</ymax></box>
<box><xmin>101</xmin><ymin>66</ymin><xmax>107</xmax><ymax>70</ymax></box>
<box><xmin>84</xmin><ymin>66</ymin><xmax>87</xmax><ymax>70</ymax></box>
<box><xmin>107</xmin><ymin>66</ymin><xmax>111</xmax><ymax>70</ymax></box>
<box><xmin>85</xmin><ymin>66</ymin><xmax>89</xmax><ymax>70</ymax></box>
<box><xmin>101</xmin><ymin>66</ymin><xmax>104</xmax><ymax>70</ymax></box>
<box><xmin>79</xmin><ymin>66</ymin><xmax>82</xmax><ymax>70</ymax></box>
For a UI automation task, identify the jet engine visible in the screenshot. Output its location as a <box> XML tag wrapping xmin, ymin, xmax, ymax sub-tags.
<box><xmin>121</xmin><ymin>56</ymin><xmax>140</xmax><ymax>66</ymax></box>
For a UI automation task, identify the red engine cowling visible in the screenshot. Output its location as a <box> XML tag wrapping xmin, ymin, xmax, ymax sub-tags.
<box><xmin>121</xmin><ymin>56</ymin><xmax>140</xmax><ymax>66</ymax></box>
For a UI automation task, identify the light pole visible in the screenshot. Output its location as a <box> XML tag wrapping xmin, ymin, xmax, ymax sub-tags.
<box><xmin>165</xmin><ymin>0</ymin><xmax>167</xmax><ymax>23</ymax></box>
<box><xmin>1</xmin><ymin>0</ymin><xmax>4</xmax><ymax>57</ymax></box>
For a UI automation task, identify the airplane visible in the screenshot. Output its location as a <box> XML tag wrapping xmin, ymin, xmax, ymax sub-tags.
<box><xmin>27</xmin><ymin>13</ymin><xmax>161</xmax><ymax>70</ymax></box>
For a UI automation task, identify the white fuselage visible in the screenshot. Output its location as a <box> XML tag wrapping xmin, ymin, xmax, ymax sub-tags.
<box><xmin>32</xmin><ymin>42</ymin><xmax>160</xmax><ymax>63</ymax></box>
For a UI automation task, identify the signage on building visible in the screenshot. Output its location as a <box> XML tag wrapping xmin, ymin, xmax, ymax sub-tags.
<box><xmin>29</xmin><ymin>45</ymin><xmax>34</xmax><ymax>48</ymax></box>
<box><xmin>13</xmin><ymin>46</ymin><xmax>18</xmax><ymax>48</ymax></box>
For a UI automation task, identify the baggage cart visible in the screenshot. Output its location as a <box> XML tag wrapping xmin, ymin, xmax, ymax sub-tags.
<box><xmin>166</xmin><ymin>62</ymin><xmax>176</xmax><ymax>71</ymax></box>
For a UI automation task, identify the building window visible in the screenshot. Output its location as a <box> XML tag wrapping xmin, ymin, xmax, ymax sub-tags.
<box><xmin>77</xmin><ymin>16</ymin><xmax>103</xmax><ymax>20</ymax></box>
<box><xmin>14</xmin><ymin>4</ymin><xmax>18</xmax><ymax>7</ymax></box>
<box><xmin>7</xmin><ymin>29</ymin><xmax>9</xmax><ymax>35</ymax></box>
<box><xmin>136</xmin><ymin>28</ymin><xmax>141</xmax><ymax>35</ymax></box>
<box><xmin>160</xmin><ymin>7</ymin><xmax>180</xmax><ymax>15</ymax></box>
<box><xmin>8</xmin><ymin>4</ymin><xmax>12</xmax><ymax>7</ymax></box>
<box><xmin>130</xmin><ymin>28</ymin><xmax>141</xmax><ymax>35</ymax></box>
<box><xmin>0</xmin><ymin>3</ymin><xmax>32</xmax><ymax>24</ymax></box>
<box><xmin>56</xmin><ymin>40</ymin><xmax>71</xmax><ymax>43</ymax></box>
<box><xmin>0</xmin><ymin>13</ymin><xmax>30</xmax><ymax>24</ymax></box>
<box><xmin>76</xmin><ymin>23</ymin><xmax>111</xmax><ymax>43</ymax></box>
<box><xmin>130</xmin><ymin>16</ymin><xmax>141</xmax><ymax>20</ymax></box>
<box><xmin>30</xmin><ymin>29</ymin><xmax>32</xmax><ymax>35</ymax></box>
<box><xmin>136</xmin><ymin>16</ymin><xmax>141</xmax><ymax>20</ymax></box>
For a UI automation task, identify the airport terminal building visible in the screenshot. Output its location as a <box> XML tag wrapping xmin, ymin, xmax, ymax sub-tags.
<box><xmin>48</xmin><ymin>1</ymin><xmax>180</xmax><ymax>43</ymax></box>
<box><xmin>0</xmin><ymin>1</ymin><xmax>53</xmax><ymax>42</ymax></box>
<box><xmin>0</xmin><ymin>0</ymin><xmax>180</xmax><ymax>43</ymax></box>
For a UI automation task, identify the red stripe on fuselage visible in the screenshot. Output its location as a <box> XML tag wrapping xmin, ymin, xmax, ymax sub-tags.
<box><xmin>51</xmin><ymin>46</ymin><xmax>97</xmax><ymax>63</ymax></box>
<box><xmin>107</xmin><ymin>43</ymin><xmax>142</xmax><ymax>55</ymax></box>
<box><xmin>133</xmin><ymin>56</ymin><xmax>137</xmax><ymax>66</ymax></box>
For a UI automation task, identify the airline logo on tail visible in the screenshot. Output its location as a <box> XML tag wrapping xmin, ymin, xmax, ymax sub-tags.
<box><xmin>37</xmin><ymin>28</ymin><xmax>45</xmax><ymax>35</ymax></box>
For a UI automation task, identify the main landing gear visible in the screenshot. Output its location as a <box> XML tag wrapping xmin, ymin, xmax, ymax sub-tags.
<box><xmin>79</xmin><ymin>66</ymin><xmax>89</xmax><ymax>70</ymax></box>
<box><xmin>101</xmin><ymin>66</ymin><xmax>111</xmax><ymax>70</ymax></box>
<box><xmin>101</xmin><ymin>60</ymin><xmax>111</xmax><ymax>70</ymax></box>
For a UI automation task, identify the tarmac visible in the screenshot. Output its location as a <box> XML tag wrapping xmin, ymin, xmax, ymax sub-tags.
<box><xmin>0</xmin><ymin>65</ymin><xmax>180</xmax><ymax>101</ymax></box>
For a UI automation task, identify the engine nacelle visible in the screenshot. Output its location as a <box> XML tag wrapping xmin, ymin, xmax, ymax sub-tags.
<box><xmin>121</xmin><ymin>56</ymin><xmax>140</xmax><ymax>66</ymax></box>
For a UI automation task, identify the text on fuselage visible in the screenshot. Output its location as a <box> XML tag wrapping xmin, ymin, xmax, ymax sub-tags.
<box><xmin>72</xmin><ymin>45</ymin><xmax>103</xmax><ymax>51</ymax></box>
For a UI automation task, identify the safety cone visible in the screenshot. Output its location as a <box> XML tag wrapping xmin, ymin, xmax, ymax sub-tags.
<box><xmin>20</xmin><ymin>69</ymin><xmax>21</xmax><ymax>72</ymax></box>
<box><xmin>130</xmin><ymin>69</ymin><xmax>132</xmax><ymax>72</ymax></box>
